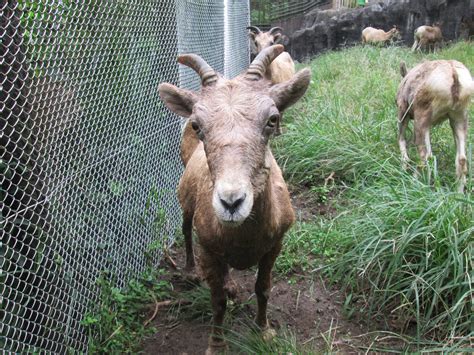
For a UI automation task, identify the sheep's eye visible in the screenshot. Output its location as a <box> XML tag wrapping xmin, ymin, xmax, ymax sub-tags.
<box><xmin>270</xmin><ymin>40</ymin><xmax>274</xmax><ymax>45</ymax></box>
<box><xmin>191</xmin><ymin>121</ymin><xmax>200</xmax><ymax>132</ymax></box>
<box><xmin>191</xmin><ymin>121</ymin><xmax>204</xmax><ymax>139</ymax></box>
<box><xmin>266</xmin><ymin>114</ymin><xmax>279</xmax><ymax>128</ymax></box>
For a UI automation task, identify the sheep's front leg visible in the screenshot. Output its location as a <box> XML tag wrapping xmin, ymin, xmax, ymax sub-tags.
<box><xmin>201</xmin><ymin>251</ymin><xmax>228</xmax><ymax>354</ymax></box>
<box><xmin>450</xmin><ymin>113</ymin><xmax>468</xmax><ymax>192</ymax></box>
<box><xmin>182</xmin><ymin>215</ymin><xmax>195</xmax><ymax>270</ymax></box>
<box><xmin>181</xmin><ymin>211</ymin><xmax>201</xmax><ymax>284</ymax></box>
<box><xmin>423</xmin><ymin>128</ymin><xmax>432</xmax><ymax>160</ymax></box>
<box><xmin>255</xmin><ymin>241</ymin><xmax>282</xmax><ymax>341</ymax></box>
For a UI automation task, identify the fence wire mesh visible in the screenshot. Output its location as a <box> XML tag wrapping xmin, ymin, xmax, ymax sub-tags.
<box><xmin>251</xmin><ymin>0</ymin><xmax>331</xmax><ymax>24</ymax></box>
<box><xmin>1</xmin><ymin>0</ymin><xmax>249</xmax><ymax>352</ymax></box>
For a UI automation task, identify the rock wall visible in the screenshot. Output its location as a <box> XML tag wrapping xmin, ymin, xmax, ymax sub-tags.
<box><xmin>270</xmin><ymin>2</ymin><xmax>333</xmax><ymax>35</ymax></box>
<box><xmin>280</xmin><ymin>0</ymin><xmax>472</xmax><ymax>61</ymax></box>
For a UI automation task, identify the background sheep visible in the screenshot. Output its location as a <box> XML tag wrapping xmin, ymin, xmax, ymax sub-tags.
<box><xmin>397</xmin><ymin>60</ymin><xmax>473</xmax><ymax>192</ymax></box>
<box><xmin>159</xmin><ymin>45</ymin><xmax>311</xmax><ymax>354</ymax></box>
<box><xmin>247</xmin><ymin>26</ymin><xmax>295</xmax><ymax>84</ymax></box>
<box><xmin>361</xmin><ymin>26</ymin><xmax>400</xmax><ymax>45</ymax></box>
<box><xmin>412</xmin><ymin>24</ymin><xmax>443</xmax><ymax>51</ymax></box>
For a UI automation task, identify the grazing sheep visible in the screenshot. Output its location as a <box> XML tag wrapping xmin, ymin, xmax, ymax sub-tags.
<box><xmin>412</xmin><ymin>24</ymin><xmax>443</xmax><ymax>52</ymax></box>
<box><xmin>159</xmin><ymin>45</ymin><xmax>311</xmax><ymax>353</ymax></box>
<box><xmin>397</xmin><ymin>60</ymin><xmax>473</xmax><ymax>192</ymax></box>
<box><xmin>247</xmin><ymin>26</ymin><xmax>295</xmax><ymax>84</ymax></box>
<box><xmin>361</xmin><ymin>26</ymin><xmax>400</xmax><ymax>45</ymax></box>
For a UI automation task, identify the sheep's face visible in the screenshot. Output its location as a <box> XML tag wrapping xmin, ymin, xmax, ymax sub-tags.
<box><xmin>159</xmin><ymin>68</ymin><xmax>310</xmax><ymax>227</ymax></box>
<box><xmin>192</xmin><ymin>83</ymin><xmax>277</xmax><ymax>226</ymax></box>
<box><xmin>250</xmin><ymin>32</ymin><xmax>281</xmax><ymax>55</ymax></box>
<box><xmin>391</xmin><ymin>28</ymin><xmax>401</xmax><ymax>40</ymax></box>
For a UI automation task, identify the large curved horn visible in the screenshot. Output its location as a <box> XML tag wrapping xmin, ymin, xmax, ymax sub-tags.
<box><xmin>268</xmin><ymin>27</ymin><xmax>283</xmax><ymax>35</ymax></box>
<box><xmin>245</xmin><ymin>44</ymin><xmax>284</xmax><ymax>81</ymax></box>
<box><xmin>177</xmin><ymin>54</ymin><xmax>218</xmax><ymax>86</ymax></box>
<box><xmin>247</xmin><ymin>25</ymin><xmax>262</xmax><ymax>34</ymax></box>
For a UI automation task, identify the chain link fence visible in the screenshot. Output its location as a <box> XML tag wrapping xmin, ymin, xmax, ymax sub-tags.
<box><xmin>250</xmin><ymin>0</ymin><xmax>331</xmax><ymax>25</ymax></box>
<box><xmin>1</xmin><ymin>0</ymin><xmax>249</xmax><ymax>352</ymax></box>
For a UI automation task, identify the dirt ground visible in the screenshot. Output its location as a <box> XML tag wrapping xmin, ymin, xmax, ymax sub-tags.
<box><xmin>140</xmin><ymin>190</ymin><xmax>397</xmax><ymax>354</ymax></box>
<box><xmin>142</xmin><ymin>271</ymin><xmax>366</xmax><ymax>353</ymax></box>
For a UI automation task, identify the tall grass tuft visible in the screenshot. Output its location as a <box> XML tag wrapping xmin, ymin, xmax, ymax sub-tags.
<box><xmin>225</xmin><ymin>326</ymin><xmax>305</xmax><ymax>354</ymax></box>
<box><xmin>328</xmin><ymin>165</ymin><xmax>473</xmax><ymax>345</ymax></box>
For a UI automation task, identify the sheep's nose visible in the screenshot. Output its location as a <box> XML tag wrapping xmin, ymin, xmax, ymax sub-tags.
<box><xmin>219</xmin><ymin>192</ymin><xmax>246</xmax><ymax>214</ymax></box>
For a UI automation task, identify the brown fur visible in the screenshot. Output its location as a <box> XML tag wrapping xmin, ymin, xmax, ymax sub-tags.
<box><xmin>180</xmin><ymin>120</ymin><xmax>200</xmax><ymax>166</ymax></box>
<box><xmin>267</xmin><ymin>51</ymin><xmax>295</xmax><ymax>84</ymax></box>
<box><xmin>412</xmin><ymin>25</ymin><xmax>443</xmax><ymax>52</ymax></box>
<box><xmin>159</xmin><ymin>48</ymin><xmax>311</xmax><ymax>353</ymax></box>
<box><xmin>396</xmin><ymin>60</ymin><xmax>473</xmax><ymax>192</ymax></box>
<box><xmin>361</xmin><ymin>26</ymin><xmax>400</xmax><ymax>45</ymax></box>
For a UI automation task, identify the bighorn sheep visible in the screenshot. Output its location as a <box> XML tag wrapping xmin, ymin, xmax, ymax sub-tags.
<box><xmin>397</xmin><ymin>60</ymin><xmax>473</xmax><ymax>192</ymax></box>
<box><xmin>412</xmin><ymin>24</ymin><xmax>443</xmax><ymax>52</ymax></box>
<box><xmin>159</xmin><ymin>45</ymin><xmax>310</xmax><ymax>353</ymax></box>
<box><xmin>361</xmin><ymin>26</ymin><xmax>400</xmax><ymax>45</ymax></box>
<box><xmin>247</xmin><ymin>26</ymin><xmax>295</xmax><ymax>84</ymax></box>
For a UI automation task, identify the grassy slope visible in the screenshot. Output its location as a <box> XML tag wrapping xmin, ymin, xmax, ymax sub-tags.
<box><xmin>272</xmin><ymin>42</ymin><xmax>473</xmax><ymax>350</ymax></box>
<box><xmin>276</xmin><ymin>42</ymin><xmax>473</xmax><ymax>185</ymax></box>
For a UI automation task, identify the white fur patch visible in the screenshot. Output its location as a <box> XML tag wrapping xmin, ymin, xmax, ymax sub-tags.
<box><xmin>212</xmin><ymin>179</ymin><xmax>254</xmax><ymax>226</ymax></box>
<box><xmin>455</xmin><ymin>65</ymin><xmax>474</xmax><ymax>98</ymax></box>
<box><xmin>415</xmin><ymin>26</ymin><xmax>427</xmax><ymax>36</ymax></box>
<box><xmin>425</xmin><ymin>67</ymin><xmax>452</xmax><ymax>99</ymax></box>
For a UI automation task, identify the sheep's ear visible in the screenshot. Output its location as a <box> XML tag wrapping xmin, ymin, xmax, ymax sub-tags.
<box><xmin>270</xmin><ymin>68</ymin><xmax>311</xmax><ymax>112</ymax></box>
<box><xmin>159</xmin><ymin>83</ymin><xmax>198</xmax><ymax>118</ymax></box>
<box><xmin>248</xmin><ymin>32</ymin><xmax>256</xmax><ymax>40</ymax></box>
<box><xmin>400</xmin><ymin>61</ymin><xmax>407</xmax><ymax>77</ymax></box>
<box><xmin>273</xmin><ymin>33</ymin><xmax>282</xmax><ymax>43</ymax></box>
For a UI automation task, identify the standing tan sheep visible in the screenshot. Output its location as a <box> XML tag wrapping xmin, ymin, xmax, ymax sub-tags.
<box><xmin>412</xmin><ymin>24</ymin><xmax>443</xmax><ymax>52</ymax></box>
<box><xmin>397</xmin><ymin>60</ymin><xmax>473</xmax><ymax>192</ymax></box>
<box><xmin>361</xmin><ymin>26</ymin><xmax>400</xmax><ymax>45</ymax></box>
<box><xmin>159</xmin><ymin>45</ymin><xmax>311</xmax><ymax>354</ymax></box>
<box><xmin>247</xmin><ymin>26</ymin><xmax>295</xmax><ymax>84</ymax></box>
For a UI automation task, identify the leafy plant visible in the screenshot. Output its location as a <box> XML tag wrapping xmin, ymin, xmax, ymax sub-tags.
<box><xmin>81</xmin><ymin>269</ymin><xmax>171</xmax><ymax>353</ymax></box>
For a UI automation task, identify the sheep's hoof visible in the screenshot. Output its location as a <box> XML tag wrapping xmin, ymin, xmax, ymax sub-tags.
<box><xmin>205</xmin><ymin>338</ymin><xmax>228</xmax><ymax>355</ymax></box>
<box><xmin>261</xmin><ymin>326</ymin><xmax>277</xmax><ymax>342</ymax></box>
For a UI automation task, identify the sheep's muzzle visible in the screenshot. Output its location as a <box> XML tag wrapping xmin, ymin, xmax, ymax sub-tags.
<box><xmin>211</xmin><ymin>177</ymin><xmax>254</xmax><ymax>227</ymax></box>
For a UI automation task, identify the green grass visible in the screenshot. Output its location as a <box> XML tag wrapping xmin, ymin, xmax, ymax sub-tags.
<box><xmin>226</xmin><ymin>327</ymin><xmax>307</xmax><ymax>354</ymax></box>
<box><xmin>329</xmin><ymin>166</ymin><xmax>473</xmax><ymax>344</ymax></box>
<box><xmin>275</xmin><ymin>219</ymin><xmax>342</xmax><ymax>274</ymax></box>
<box><xmin>271</xmin><ymin>41</ymin><xmax>474</xmax><ymax>350</ymax></box>
<box><xmin>169</xmin><ymin>284</ymin><xmax>251</xmax><ymax>324</ymax></box>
